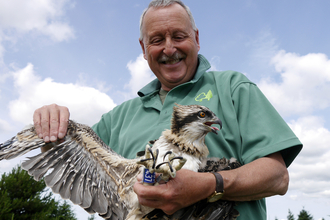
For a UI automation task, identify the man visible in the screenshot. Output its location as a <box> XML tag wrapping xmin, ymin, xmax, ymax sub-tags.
<box><xmin>33</xmin><ymin>0</ymin><xmax>302</xmax><ymax>219</ymax></box>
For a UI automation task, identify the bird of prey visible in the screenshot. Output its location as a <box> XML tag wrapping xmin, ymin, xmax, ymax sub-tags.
<box><xmin>0</xmin><ymin>104</ymin><xmax>240</xmax><ymax>220</ymax></box>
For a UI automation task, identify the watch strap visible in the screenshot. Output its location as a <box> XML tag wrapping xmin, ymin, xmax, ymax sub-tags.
<box><xmin>212</xmin><ymin>172</ymin><xmax>224</xmax><ymax>193</ymax></box>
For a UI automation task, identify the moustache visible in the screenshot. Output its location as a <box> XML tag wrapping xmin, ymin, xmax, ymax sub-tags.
<box><xmin>158</xmin><ymin>52</ymin><xmax>186</xmax><ymax>63</ymax></box>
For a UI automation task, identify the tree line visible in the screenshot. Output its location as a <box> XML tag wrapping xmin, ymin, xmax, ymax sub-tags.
<box><xmin>275</xmin><ymin>208</ymin><xmax>327</xmax><ymax>220</ymax></box>
<box><xmin>0</xmin><ymin>166</ymin><xmax>79</xmax><ymax>220</ymax></box>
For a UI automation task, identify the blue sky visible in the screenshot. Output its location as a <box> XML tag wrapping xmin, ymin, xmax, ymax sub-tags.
<box><xmin>0</xmin><ymin>1</ymin><xmax>329</xmax><ymax>219</ymax></box>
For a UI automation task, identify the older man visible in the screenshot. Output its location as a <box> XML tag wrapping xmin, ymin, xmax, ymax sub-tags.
<box><xmin>33</xmin><ymin>0</ymin><xmax>302</xmax><ymax>219</ymax></box>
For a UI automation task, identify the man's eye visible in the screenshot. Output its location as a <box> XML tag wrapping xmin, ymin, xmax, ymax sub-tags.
<box><xmin>151</xmin><ymin>38</ymin><xmax>163</xmax><ymax>44</ymax></box>
<box><xmin>174</xmin><ymin>36</ymin><xmax>185</xmax><ymax>41</ymax></box>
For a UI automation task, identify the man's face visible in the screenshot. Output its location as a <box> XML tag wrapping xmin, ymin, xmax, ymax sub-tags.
<box><xmin>140</xmin><ymin>4</ymin><xmax>200</xmax><ymax>91</ymax></box>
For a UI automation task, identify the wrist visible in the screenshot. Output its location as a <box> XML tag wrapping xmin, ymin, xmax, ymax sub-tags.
<box><xmin>207</xmin><ymin>172</ymin><xmax>224</xmax><ymax>202</ymax></box>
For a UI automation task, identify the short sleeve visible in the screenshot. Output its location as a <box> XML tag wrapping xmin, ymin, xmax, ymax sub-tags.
<box><xmin>232</xmin><ymin>82</ymin><xmax>302</xmax><ymax>167</ymax></box>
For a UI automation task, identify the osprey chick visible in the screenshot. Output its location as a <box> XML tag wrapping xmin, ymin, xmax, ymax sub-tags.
<box><xmin>0</xmin><ymin>104</ymin><xmax>235</xmax><ymax>220</ymax></box>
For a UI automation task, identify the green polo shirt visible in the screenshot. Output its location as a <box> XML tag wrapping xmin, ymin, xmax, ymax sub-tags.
<box><xmin>92</xmin><ymin>54</ymin><xmax>302</xmax><ymax>219</ymax></box>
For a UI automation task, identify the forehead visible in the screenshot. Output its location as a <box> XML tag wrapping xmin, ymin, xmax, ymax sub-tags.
<box><xmin>142</xmin><ymin>4</ymin><xmax>192</xmax><ymax>37</ymax></box>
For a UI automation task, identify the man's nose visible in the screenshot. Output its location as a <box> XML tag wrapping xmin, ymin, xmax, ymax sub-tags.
<box><xmin>163</xmin><ymin>37</ymin><xmax>177</xmax><ymax>57</ymax></box>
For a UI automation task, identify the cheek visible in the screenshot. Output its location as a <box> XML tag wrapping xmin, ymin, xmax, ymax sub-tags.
<box><xmin>145</xmin><ymin>45</ymin><xmax>162</xmax><ymax>60</ymax></box>
<box><xmin>179</xmin><ymin>39</ymin><xmax>199</xmax><ymax>52</ymax></box>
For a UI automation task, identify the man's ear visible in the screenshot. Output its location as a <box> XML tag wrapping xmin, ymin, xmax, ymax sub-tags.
<box><xmin>139</xmin><ymin>39</ymin><xmax>147</xmax><ymax>60</ymax></box>
<box><xmin>195</xmin><ymin>29</ymin><xmax>200</xmax><ymax>51</ymax></box>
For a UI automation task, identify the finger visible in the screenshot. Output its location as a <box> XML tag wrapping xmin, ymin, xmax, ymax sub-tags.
<box><xmin>40</xmin><ymin>105</ymin><xmax>51</xmax><ymax>142</ymax></box>
<box><xmin>134</xmin><ymin>180</ymin><xmax>165</xmax><ymax>200</ymax></box>
<box><xmin>49</xmin><ymin>104</ymin><xmax>62</xmax><ymax>142</ymax></box>
<box><xmin>136</xmin><ymin>174</ymin><xmax>142</xmax><ymax>182</ymax></box>
<box><xmin>138</xmin><ymin>197</ymin><xmax>161</xmax><ymax>209</ymax></box>
<box><xmin>134</xmin><ymin>182</ymin><xmax>161</xmax><ymax>207</ymax></box>
<box><xmin>33</xmin><ymin>109</ymin><xmax>43</xmax><ymax>139</ymax></box>
<box><xmin>58</xmin><ymin>106</ymin><xmax>70</xmax><ymax>139</ymax></box>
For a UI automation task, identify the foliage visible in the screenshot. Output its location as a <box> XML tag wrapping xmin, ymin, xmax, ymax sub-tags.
<box><xmin>0</xmin><ymin>166</ymin><xmax>77</xmax><ymax>220</ymax></box>
<box><xmin>288</xmin><ymin>209</ymin><xmax>295</xmax><ymax>220</ymax></box>
<box><xmin>274</xmin><ymin>207</ymin><xmax>326</xmax><ymax>220</ymax></box>
<box><xmin>297</xmin><ymin>208</ymin><xmax>313</xmax><ymax>220</ymax></box>
<box><xmin>88</xmin><ymin>214</ymin><xmax>96</xmax><ymax>220</ymax></box>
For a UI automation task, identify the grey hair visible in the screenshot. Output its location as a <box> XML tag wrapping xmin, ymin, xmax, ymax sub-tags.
<box><xmin>139</xmin><ymin>0</ymin><xmax>197</xmax><ymax>40</ymax></box>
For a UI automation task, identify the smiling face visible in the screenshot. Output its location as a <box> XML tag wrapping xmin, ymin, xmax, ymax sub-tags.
<box><xmin>139</xmin><ymin>3</ymin><xmax>200</xmax><ymax>91</ymax></box>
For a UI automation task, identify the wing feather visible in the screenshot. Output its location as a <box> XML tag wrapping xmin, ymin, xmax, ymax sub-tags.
<box><xmin>0</xmin><ymin>120</ymin><xmax>142</xmax><ymax>219</ymax></box>
<box><xmin>70</xmin><ymin>159</ymin><xmax>89</xmax><ymax>205</ymax></box>
<box><xmin>91</xmin><ymin>183</ymin><xmax>108</xmax><ymax>215</ymax></box>
<box><xmin>0</xmin><ymin>129</ymin><xmax>44</xmax><ymax>160</ymax></box>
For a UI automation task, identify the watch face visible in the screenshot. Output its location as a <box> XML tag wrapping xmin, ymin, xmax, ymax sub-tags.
<box><xmin>208</xmin><ymin>192</ymin><xmax>224</xmax><ymax>203</ymax></box>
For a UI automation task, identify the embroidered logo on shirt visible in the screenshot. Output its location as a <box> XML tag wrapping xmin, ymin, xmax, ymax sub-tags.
<box><xmin>195</xmin><ymin>90</ymin><xmax>213</xmax><ymax>102</ymax></box>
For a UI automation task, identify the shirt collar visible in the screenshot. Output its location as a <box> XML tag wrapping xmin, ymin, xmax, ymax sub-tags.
<box><xmin>138</xmin><ymin>54</ymin><xmax>211</xmax><ymax>97</ymax></box>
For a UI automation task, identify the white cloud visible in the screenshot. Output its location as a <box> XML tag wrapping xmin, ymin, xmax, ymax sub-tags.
<box><xmin>259</xmin><ymin>50</ymin><xmax>330</xmax><ymax>117</ymax></box>
<box><xmin>75</xmin><ymin>72</ymin><xmax>112</xmax><ymax>94</ymax></box>
<box><xmin>39</xmin><ymin>21</ymin><xmax>75</xmax><ymax>42</ymax></box>
<box><xmin>8</xmin><ymin>63</ymin><xmax>116</xmax><ymax>126</ymax></box>
<box><xmin>255</xmin><ymin>49</ymin><xmax>330</xmax><ymax>199</ymax></box>
<box><xmin>287</xmin><ymin>116</ymin><xmax>330</xmax><ymax>197</ymax></box>
<box><xmin>0</xmin><ymin>0</ymin><xmax>74</xmax><ymax>32</ymax></box>
<box><xmin>125</xmin><ymin>53</ymin><xmax>155</xmax><ymax>98</ymax></box>
<box><xmin>0</xmin><ymin>0</ymin><xmax>75</xmax><ymax>59</ymax></box>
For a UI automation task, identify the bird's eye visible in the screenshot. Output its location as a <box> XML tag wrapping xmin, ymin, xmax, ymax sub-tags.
<box><xmin>199</xmin><ymin>112</ymin><xmax>206</xmax><ymax>118</ymax></box>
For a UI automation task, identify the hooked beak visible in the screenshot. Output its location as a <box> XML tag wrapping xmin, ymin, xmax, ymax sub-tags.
<box><xmin>204</xmin><ymin>118</ymin><xmax>222</xmax><ymax>134</ymax></box>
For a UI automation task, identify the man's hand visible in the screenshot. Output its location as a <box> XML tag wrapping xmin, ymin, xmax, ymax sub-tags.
<box><xmin>133</xmin><ymin>152</ymin><xmax>289</xmax><ymax>215</ymax></box>
<box><xmin>33</xmin><ymin>104</ymin><xmax>70</xmax><ymax>143</ymax></box>
<box><xmin>133</xmin><ymin>169</ymin><xmax>215</xmax><ymax>215</ymax></box>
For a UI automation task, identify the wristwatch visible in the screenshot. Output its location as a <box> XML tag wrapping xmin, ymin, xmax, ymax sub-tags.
<box><xmin>207</xmin><ymin>172</ymin><xmax>224</xmax><ymax>202</ymax></box>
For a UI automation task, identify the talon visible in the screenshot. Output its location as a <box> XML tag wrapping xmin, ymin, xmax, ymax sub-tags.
<box><xmin>163</xmin><ymin>151</ymin><xmax>172</xmax><ymax>161</ymax></box>
<box><xmin>137</xmin><ymin>146</ymin><xmax>159</xmax><ymax>173</ymax></box>
<box><xmin>151</xmin><ymin>149</ymin><xmax>159</xmax><ymax>169</ymax></box>
<box><xmin>171</xmin><ymin>157</ymin><xmax>187</xmax><ymax>173</ymax></box>
<box><xmin>170</xmin><ymin>156</ymin><xmax>183</xmax><ymax>161</ymax></box>
<box><xmin>139</xmin><ymin>158</ymin><xmax>153</xmax><ymax>163</ymax></box>
<box><xmin>156</xmin><ymin>161</ymin><xmax>173</xmax><ymax>172</ymax></box>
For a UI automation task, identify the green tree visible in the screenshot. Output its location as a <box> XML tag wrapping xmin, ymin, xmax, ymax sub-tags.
<box><xmin>0</xmin><ymin>166</ymin><xmax>77</xmax><ymax>220</ymax></box>
<box><xmin>288</xmin><ymin>209</ymin><xmax>295</xmax><ymax>220</ymax></box>
<box><xmin>297</xmin><ymin>208</ymin><xmax>313</xmax><ymax>220</ymax></box>
<box><xmin>88</xmin><ymin>214</ymin><xmax>96</xmax><ymax>220</ymax></box>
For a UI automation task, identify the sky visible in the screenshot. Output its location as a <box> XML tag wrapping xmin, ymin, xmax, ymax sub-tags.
<box><xmin>0</xmin><ymin>0</ymin><xmax>329</xmax><ymax>219</ymax></box>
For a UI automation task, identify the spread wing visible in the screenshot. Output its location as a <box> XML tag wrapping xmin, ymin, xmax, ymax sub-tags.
<box><xmin>0</xmin><ymin>120</ymin><xmax>142</xmax><ymax>220</ymax></box>
<box><xmin>142</xmin><ymin>157</ymin><xmax>241</xmax><ymax>220</ymax></box>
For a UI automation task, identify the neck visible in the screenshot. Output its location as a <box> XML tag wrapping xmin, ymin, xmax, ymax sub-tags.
<box><xmin>162</xmin><ymin>129</ymin><xmax>209</xmax><ymax>159</ymax></box>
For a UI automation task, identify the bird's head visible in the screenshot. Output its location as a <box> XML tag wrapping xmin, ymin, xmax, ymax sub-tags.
<box><xmin>171</xmin><ymin>104</ymin><xmax>222</xmax><ymax>137</ymax></box>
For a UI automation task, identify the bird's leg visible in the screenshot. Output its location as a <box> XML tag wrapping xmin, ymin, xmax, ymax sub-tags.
<box><xmin>137</xmin><ymin>145</ymin><xmax>159</xmax><ymax>173</ymax></box>
<box><xmin>136</xmin><ymin>145</ymin><xmax>161</xmax><ymax>185</ymax></box>
<box><xmin>155</xmin><ymin>151</ymin><xmax>187</xmax><ymax>182</ymax></box>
